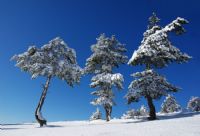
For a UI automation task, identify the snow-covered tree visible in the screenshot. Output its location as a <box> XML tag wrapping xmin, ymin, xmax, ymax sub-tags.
<box><xmin>90</xmin><ymin>108</ymin><xmax>102</xmax><ymax>121</ymax></box>
<box><xmin>85</xmin><ymin>34</ymin><xmax>127</xmax><ymax>121</ymax></box>
<box><xmin>126</xmin><ymin>13</ymin><xmax>191</xmax><ymax>120</ymax></box>
<box><xmin>128</xmin><ymin>13</ymin><xmax>191</xmax><ymax>68</ymax></box>
<box><xmin>121</xmin><ymin>105</ymin><xmax>148</xmax><ymax>119</ymax></box>
<box><xmin>187</xmin><ymin>96</ymin><xmax>200</xmax><ymax>112</ymax></box>
<box><xmin>125</xmin><ymin>70</ymin><xmax>178</xmax><ymax>119</ymax></box>
<box><xmin>12</xmin><ymin>37</ymin><xmax>82</xmax><ymax>127</ymax></box>
<box><xmin>161</xmin><ymin>94</ymin><xmax>181</xmax><ymax>113</ymax></box>
<box><xmin>139</xmin><ymin>105</ymin><xmax>148</xmax><ymax>116</ymax></box>
<box><xmin>121</xmin><ymin>109</ymin><xmax>139</xmax><ymax>119</ymax></box>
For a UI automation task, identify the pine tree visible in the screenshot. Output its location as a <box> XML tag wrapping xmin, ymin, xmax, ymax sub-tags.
<box><xmin>90</xmin><ymin>108</ymin><xmax>102</xmax><ymax>121</ymax></box>
<box><xmin>187</xmin><ymin>96</ymin><xmax>200</xmax><ymax>112</ymax></box>
<box><xmin>121</xmin><ymin>109</ymin><xmax>139</xmax><ymax>119</ymax></box>
<box><xmin>121</xmin><ymin>105</ymin><xmax>148</xmax><ymax>119</ymax></box>
<box><xmin>85</xmin><ymin>34</ymin><xmax>128</xmax><ymax>121</ymax></box>
<box><xmin>126</xmin><ymin>70</ymin><xmax>178</xmax><ymax>119</ymax></box>
<box><xmin>126</xmin><ymin>13</ymin><xmax>191</xmax><ymax>120</ymax></box>
<box><xmin>161</xmin><ymin>94</ymin><xmax>181</xmax><ymax>113</ymax></box>
<box><xmin>12</xmin><ymin>37</ymin><xmax>82</xmax><ymax>127</ymax></box>
<box><xmin>139</xmin><ymin>105</ymin><xmax>148</xmax><ymax>116</ymax></box>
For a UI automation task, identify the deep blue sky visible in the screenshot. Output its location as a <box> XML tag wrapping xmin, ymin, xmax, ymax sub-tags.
<box><xmin>0</xmin><ymin>0</ymin><xmax>199</xmax><ymax>123</ymax></box>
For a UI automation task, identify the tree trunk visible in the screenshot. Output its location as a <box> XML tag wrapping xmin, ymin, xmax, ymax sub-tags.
<box><xmin>146</xmin><ymin>95</ymin><xmax>156</xmax><ymax>120</ymax></box>
<box><xmin>35</xmin><ymin>76</ymin><xmax>51</xmax><ymax>127</ymax></box>
<box><xmin>104</xmin><ymin>105</ymin><xmax>112</xmax><ymax>121</ymax></box>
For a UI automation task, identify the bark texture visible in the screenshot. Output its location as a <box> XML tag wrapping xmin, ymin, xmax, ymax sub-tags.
<box><xmin>146</xmin><ymin>95</ymin><xmax>156</xmax><ymax>120</ymax></box>
<box><xmin>104</xmin><ymin>105</ymin><xmax>112</xmax><ymax>121</ymax></box>
<box><xmin>35</xmin><ymin>76</ymin><xmax>51</xmax><ymax>127</ymax></box>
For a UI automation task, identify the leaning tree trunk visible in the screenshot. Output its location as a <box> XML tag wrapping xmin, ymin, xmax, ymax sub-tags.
<box><xmin>146</xmin><ymin>95</ymin><xmax>156</xmax><ymax>120</ymax></box>
<box><xmin>104</xmin><ymin>104</ymin><xmax>112</xmax><ymax>121</ymax></box>
<box><xmin>35</xmin><ymin>76</ymin><xmax>51</xmax><ymax>127</ymax></box>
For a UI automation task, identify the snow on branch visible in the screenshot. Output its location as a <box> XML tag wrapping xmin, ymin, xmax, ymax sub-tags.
<box><xmin>11</xmin><ymin>37</ymin><xmax>82</xmax><ymax>86</ymax></box>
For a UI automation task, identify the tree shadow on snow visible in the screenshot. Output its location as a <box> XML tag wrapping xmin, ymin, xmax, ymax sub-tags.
<box><xmin>1</xmin><ymin>128</ymin><xmax>24</xmax><ymax>130</ymax></box>
<box><xmin>1</xmin><ymin>123</ymin><xmax>33</xmax><ymax>130</ymax></box>
<box><xmin>45</xmin><ymin>125</ymin><xmax>64</xmax><ymax>128</ymax></box>
<box><xmin>34</xmin><ymin>125</ymin><xmax>64</xmax><ymax>128</ymax></box>
<box><xmin>157</xmin><ymin>112</ymin><xmax>200</xmax><ymax>121</ymax></box>
<box><xmin>1</xmin><ymin>123</ymin><xmax>33</xmax><ymax>126</ymax></box>
<box><xmin>123</xmin><ymin>112</ymin><xmax>200</xmax><ymax>124</ymax></box>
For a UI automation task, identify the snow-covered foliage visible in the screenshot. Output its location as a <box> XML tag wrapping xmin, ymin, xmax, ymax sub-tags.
<box><xmin>121</xmin><ymin>105</ymin><xmax>148</xmax><ymax>119</ymax></box>
<box><xmin>90</xmin><ymin>73</ymin><xmax>124</xmax><ymax>106</ymax></box>
<box><xmin>85</xmin><ymin>34</ymin><xmax>127</xmax><ymax>74</ymax></box>
<box><xmin>161</xmin><ymin>94</ymin><xmax>181</xmax><ymax>113</ymax></box>
<box><xmin>139</xmin><ymin>105</ymin><xmax>148</xmax><ymax>116</ymax></box>
<box><xmin>128</xmin><ymin>14</ymin><xmax>191</xmax><ymax>68</ymax></box>
<box><xmin>125</xmin><ymin>70</ymin><xmax>179</xmax><ymax>104</ymax></box>
<box><xmin>12</xmin><ymin>37</ymin><xmax>82</xmax><ymax>86</ymax></box>
<box><xmin>187</xmin><ymin>97</ymin><xmax>200</xmax><ymax>112</ymax></box>
<box><xmin>85</xmin><ymin>34</ymin><xmax>127</xmax><ymax>108</ymax></box>
<box><xmin>90</xmin><ymin>108</ymin><xmax>102</xmax><ymax>121</ymax></box>
<box><xmin>121</xmin><ymin>109</ymin><xmax>140</xmax><ymax>119</ymax></box>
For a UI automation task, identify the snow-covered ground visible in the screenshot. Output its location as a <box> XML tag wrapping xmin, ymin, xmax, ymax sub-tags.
<box><xmin>1</xmin><ymin>112</ymin><xmax>200</xmax><ymax>136</ymax></box>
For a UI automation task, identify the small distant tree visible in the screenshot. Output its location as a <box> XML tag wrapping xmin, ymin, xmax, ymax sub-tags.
<box><xmin>12</xmin><ymin>37</ymin><xmax>82</xmax><ymax>127</ymax></box>
<box><xmin>187</xmin><ymin>96</ymin><xmax>200</xmax><ymax>112</ymax></box>
<box><xmin>121</xmin><ymin>109</ymin><xmax>139</xmax><ymax>119</ymax></box>
<box><xmin>121</xmin><ymin>105</ymin><xmax>148</xmax><ymax>119</ymax></box>
<box><xmin>139</xmin><ymin>105</ymin><xmax>148</xmax><ymax>116</ymax></box>
<box><xmin>126</xmin><ymin>13</ymin><xmax>191</xmax><ymax>120</ymax></box>
<box><xmin>161</xmin><ymin>94</ymin><xmax>181</xmax><ymax>113</ymax></box>
<box><xmin>85</xmin><ymin>34</ymin><xmax>127</xmax><ymax>121</ymax></box>
<box><xmin>90</xmin><ymin>108</ymin><xmax>102</xmax><ymax>121</ymax></box>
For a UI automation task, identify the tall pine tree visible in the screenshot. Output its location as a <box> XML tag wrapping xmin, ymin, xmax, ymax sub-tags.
<box><xmin>85</xmin><ymin>34</ymin><xmax>127</xmax><ymax>121</ymax></box>
<box><xmin>126</xmin><ymin>13</ymin><xmax>191</xmax><ymax>120</ymax></box>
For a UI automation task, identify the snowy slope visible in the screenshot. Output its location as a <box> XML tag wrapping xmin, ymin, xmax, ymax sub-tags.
<box><xmin>1</xmin><ymin>112</ymin><xmax>200</xmax><ymax>136</ymax></box>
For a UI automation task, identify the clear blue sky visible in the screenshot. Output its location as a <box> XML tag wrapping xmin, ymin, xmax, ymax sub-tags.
<box><xmin>0</xmin><ymin>0</ymin><xmax>199</xmax><ymax>123</ymax></box>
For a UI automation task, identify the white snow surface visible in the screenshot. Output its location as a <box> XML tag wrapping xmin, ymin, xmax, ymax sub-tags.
<box><xmin>1</xmin><ymin>112</ymin><xmax>200</xmax><ymax>136</ymax></box>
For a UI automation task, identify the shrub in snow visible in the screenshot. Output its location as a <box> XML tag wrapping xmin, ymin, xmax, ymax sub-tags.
<box><xmin>126</xmin><ymin>12</ymin><xmax>191</xmax><ymax>120</ymax></box>
<box><xmin>121</xmin><ymin>105</ymin><xmax>148</xmax><ymax>119</ymax></box>
<box><xmin>139</xmin><ymin>105</ymin><xmax>148</xmax><ymax>116</ymax></box>
<box><xmin>161</xmin><ymin>95</ymin><xmax>181</xmax><ymax>113</ymax></box>
<box><xmin>121</xmin><ymin>109</ymin><xmax>139</xmax><ymax>119</ymax></box>
<box><xmin>187</xmin><ymin>97</ymin><xmax>200</xmax><ymax>112</ymax></box>
<box><xmin>90</xmin><ymin>108</ymin><xmax>102</xmax><ymax>121</ymax></box>
<box><xmin>12</xmin><ymin>37</ymin><xmax>82</xmax><ymax>127</ymax></box>
<box><xmin>85</xmin><ymin>34</ymin><xmax>128</xmax><ymax>121</ymax></box>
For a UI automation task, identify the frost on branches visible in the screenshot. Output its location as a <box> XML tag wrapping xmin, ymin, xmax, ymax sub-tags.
<box><xmin>139</xmin><ymin>105</ymin><xmax>148</xmax><ymax>116</ymax></box>
<box><xmin>128</xmin><ymin>14</ymin><xmax>191</xmax><ymax>68</ymax></box>
<box><xmin>85</xmin><ymin>34</ymin><xmax>128</xmax><ymax>121</ymax></box>
<box><xmin>12</xmin><ymin>37</ymin><xmax>82</xmax><ymax>127</ymax></box>
<box><xmin>161</xmin><ymin>94</ymin><xmax>181</xmax><ymax>113</ymax></box>
<box><xmin>187</xmin><ymin>97</ymin><xmax>200</xmax><ymax>112</ymax></box>
<box><xmin>125</xmin><ymin>69</ymin><xmax>179</xmax><ymax>120</ymax></box>
<box><xmin>125</xmin><ymin>70</ymin><xmax>179</xmax><ymax>103</ymax></box>
<box><xmin>127</xmin><ymin>13</ymin><xmax>191</xmax><ymax>120</ymax></box>
<box><xmin>121</xmin><ymin>109</ymin><xmax>139</xmax><ymax>119</ymax></box>
<box><xmin>12</xmin><ymin>37</ymin><xmax>82</xmax><ymax>85</ymax></box>
<box><xmin>90</xmin><ymin>108</ymin><xmax>102</xmax><ymax>121</ymax></box>
<box><xmin>90</xmin><ymin>73</ymin><xmax>124</xmax><ymax>106</ymax></box>
<box><xmin>121</xmin><ymin>105</ymin><xmax>148</xmax><ymax>119</ymax></box>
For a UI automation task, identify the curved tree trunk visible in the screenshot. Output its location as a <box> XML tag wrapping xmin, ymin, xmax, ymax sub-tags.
<box><xmin>35</xmin><ymin>76</ymin><xmax>51</xmax><ymax>127</ymax></box>
<box><xmin>146</xmin><ymin>95</ymin><xmax>156</xmax><ymax>120</ymax></box>
<box><xmin>104</xmin><ymin>104</ymin><xmax>112</xmax><ymax>121</ymax></box>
